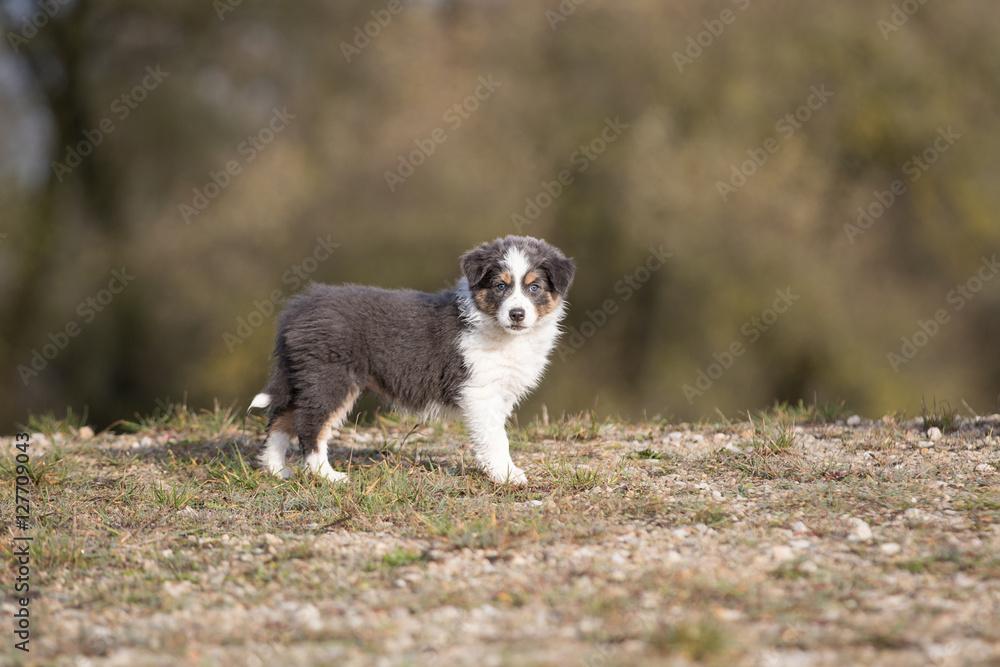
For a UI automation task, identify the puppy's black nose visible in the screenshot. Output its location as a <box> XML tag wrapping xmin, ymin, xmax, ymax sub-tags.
<box><xmin>509</xmin><ymin>308</ymin><xmax>525</xmax><ymax>323</ymax></box>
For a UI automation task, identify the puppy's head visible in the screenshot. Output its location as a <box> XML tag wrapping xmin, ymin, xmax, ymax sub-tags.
<box><xmin>461</xmin><ymin>235</ymin><xmax>576</xmax><ymax>334</ymax></box>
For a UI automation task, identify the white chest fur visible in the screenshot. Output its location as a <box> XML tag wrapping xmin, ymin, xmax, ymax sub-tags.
<box><xmin>457</xmin><ymin>302</ymin><xmax>565</xmax><ymax>408</ymax></box>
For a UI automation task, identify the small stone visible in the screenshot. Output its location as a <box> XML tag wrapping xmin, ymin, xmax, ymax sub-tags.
<box><xmin>974</xmin><ymin>463</ymin><xmax>995</xmax><ymax>473</ymax></box>
<box><xmin>771</xmin><ymin>545</ymin><xmax>794</xmax><ymax>562</ymax></box>
<box><xmin>798</xmin><ymin>560</ymin><xmax>818</xmax><ymax>574</ymax></box>
<box><xmin>848</xmin><ymin>518</ymin><xmax>873</xmax><ymax>541</ymax></box>
<box><xmin>78</xmin><ymin>426</ymin><xmax>95</xmax><ymax>439</ymax></box>
<box><xmin>847</xmin><ymin>415</ymin><xmax>861</xmax><ymax>426</ymax></box>
<box><xmin>664</xmin><ymin>550</ymin><xmax>683</xmax><ymax>564</ymax></box>
<box><xmin>927</xmin><ymin>427</ymin><xmax>943</xmax><ymax>441</ymax></box>
<box><xmin>789</xmin><ymin>539</ymin><xmax>811</xmax><ymax>550</ymax></box>
<box><xmin>880</xmin><ymin>542</ymin><xmax>901</xmax><ymax>555</ymax></box>
<box><xmin>790</xmin><ymin>521</ymin><xmax>809</xmax><ymax>535</ymax></box>
<box><xmin>954</xmin><ymin>573</ymin><xmax>975</xmax><ymax>589</ymax></box>
<box><xmin>292</xmin><ymin>604</ymin><xmax>323</xmax><ymax>632</ymax></box>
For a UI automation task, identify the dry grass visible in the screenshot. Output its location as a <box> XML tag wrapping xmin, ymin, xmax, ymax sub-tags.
<box><xmin>1</xmin><ymin>406</ymin><xmax>999</xmax><ymax>665</ymax></box>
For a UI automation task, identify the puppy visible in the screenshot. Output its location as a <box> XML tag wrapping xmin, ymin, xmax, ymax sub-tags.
<box><xmin>250</xmin><ymin>235</ymin><xmax>575</xmax><ymax>485</ymax></box>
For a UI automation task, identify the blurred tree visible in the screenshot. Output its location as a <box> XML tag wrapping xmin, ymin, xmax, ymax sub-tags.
<box><xmin>0</xmin><ymin>0</ymin><xmax>997</xmax><ymax>430</ymax></box>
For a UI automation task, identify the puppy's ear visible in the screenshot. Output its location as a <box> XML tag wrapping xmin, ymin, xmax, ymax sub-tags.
<box><xmin>541</xmin><ymin>254</ymin><xmax>576</xmax><ymax>296</ymax></box>
<box><xmin>461</xmin><ymin>243</ymin><xmax>496</xmax><ymax>287</ymax></box>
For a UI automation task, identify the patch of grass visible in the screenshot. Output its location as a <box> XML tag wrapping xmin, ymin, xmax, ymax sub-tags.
<box><xmin>692</xmin><ymin>505</ymin><xmax>730</xmax><ymax>527</ymax></box>
<box><xmin>514</xmin><ymin>410</ymin><xmax>612</xmax><ymax>443</ymax></box>
<box><xmin>152</xmin><ymin>482</ymin><xmax>199</xmax><ymax>509</ymax></box>
<box><xmin>200</xmin><ymin>399</ymin><xmax>240</xmax><ymax>436</ymax></box>
<box><xmin>921</xmin><ymin>398</ymin><xmax>959</xmax><ymax>433</ymax></box>
<box><xmin>0</xmin><ymin>449</ymin><xmax>70</xmax><ymax>486</ymax></box>
<box><xmin>381</xmin><ymin>546</ymin><xmax>428</xmax><ymax>568</ymax></box>
<box><xmin>420</xmin><ymin>503</ymin><xmax>542</xmax><ymax>550</ymax></box>
<box><xmin>763</xmin><ymin>398</ymin><xmax>848</xmax><ymax>424</ymax></box>
<box><xmin>647</xmin><ymin>620</ymin><xmax>728</xmax><ymax>660</ymax></box>
<box><xmin>631</xmin><ymin>447</ymin><xmax>663</xmax><ymax>460</ymax></box>
<box><xmin>205</xmin><ymin>443</ymin><xmax>265</xmax><ymax>492</ymax></box>
<box><xmin>715</xmin><ymin>449</ymin><xmax>799</xmax><ymax>480</ymax></box>
<box><xmin>542</xmin><ymin>461</ymin><xmax>619</xmax><ymax>491</ymax></box>
<box><xmin>20</xmin><ymin>406</ymin><xmax>89</xmax><ymax>436</ymax></box>
<box><xmin>747</xmin><ymin>417</ymin><xmax>794</xmax><ymax>455</ymax></box>
<box><xmin>118</xmin><ymin>399</ymin><xmax>242</xmax><ymax>437</ymax></box>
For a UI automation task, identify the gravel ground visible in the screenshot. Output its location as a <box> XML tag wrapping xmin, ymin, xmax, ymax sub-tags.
<box><xmin>2</xmin><ymin>411</ymin><xmax>999</xmax><ymax>666</ymax></box>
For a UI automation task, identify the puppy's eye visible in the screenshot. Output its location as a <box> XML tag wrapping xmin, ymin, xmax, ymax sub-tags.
<box><xmin>529</xmin><ymin>284</ymin><xmax>539</xmax><ymax>292</ymax></box>
<box><xmin>496</xmin><ymin>283</ymin><xmax>506</xmax><ymax>291</ymax></box>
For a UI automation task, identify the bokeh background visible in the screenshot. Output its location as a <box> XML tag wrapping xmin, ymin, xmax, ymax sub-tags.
<box><xmin>1</xmin><ymin>0</ymin><xmax>998</xmax><ymax>432</ymax></box>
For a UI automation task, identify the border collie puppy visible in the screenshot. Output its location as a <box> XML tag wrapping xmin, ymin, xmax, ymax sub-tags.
<box><xmin>250</xmin><ymin>235</ymin><xmax>575</xmax><ymax>485</ymax></box>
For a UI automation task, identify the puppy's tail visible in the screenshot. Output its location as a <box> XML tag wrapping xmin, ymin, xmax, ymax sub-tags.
<box><xmin>248</xmin><ymin>393</ymin><xmax>272</xmax><ymax>412</ymax></box>
<box><xmin>249</xmin><ymin>334</ymin><xmax>294</xmax><ymax>418</ymax></box>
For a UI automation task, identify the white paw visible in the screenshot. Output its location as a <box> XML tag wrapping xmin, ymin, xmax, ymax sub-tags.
<box><xmin>487</xmin><ymin>464</ymin><xmax>528</xmax><ymax>486</ymax></box>
<box><xmin>316</xmin><ymin>463</ymin><xmax>349</xmax><ymax>484</ymax></box>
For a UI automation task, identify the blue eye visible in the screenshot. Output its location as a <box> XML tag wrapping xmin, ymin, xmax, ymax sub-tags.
<box><xmin>529</xmin><ymin>284</ymin><xmax>539</xmax><ymax>292</ymax></box>
<box><xmin>496</xmin><ymin>283</ymin><xmax>506</xmax><ymax>291</ymax></box>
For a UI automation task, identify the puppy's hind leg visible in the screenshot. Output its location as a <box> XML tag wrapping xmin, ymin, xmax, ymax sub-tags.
<box><xmin>298</xmin><ymin>386</ymin><xmax>361</xmax><ymax>483</ymax></box>
<box><xmin>260</xmin><ymin>410</ymin><xmax>296</xmax><ymax>479</ymax></box>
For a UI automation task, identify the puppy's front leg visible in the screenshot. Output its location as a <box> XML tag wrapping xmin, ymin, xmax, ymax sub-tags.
<box><xmin>460</xmin><ymin>393</ymin><xmax>527</xmax><ymax>485</ymax></box>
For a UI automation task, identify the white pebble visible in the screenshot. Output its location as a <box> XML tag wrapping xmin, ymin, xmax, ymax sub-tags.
<box><xmin>790</xmin><ymin>521</ymin><xmax>809</xmax><ymax>535</ymax></box>
<box><xmin>771</xmin><ymin>545</ymin><xmax>794</xmax><ymax>562</ymax></box>
<box><xmin>974</xmin><ymin>464</ymin><xmax>995</xmax><ymax>473</ymax></box>
<box><xmin>880</xmin><ymin>542</ymin><xmax>901</xmax><ymax>555</ymax></box>
<box><xmin>848</xmin><ymin>518</ymin><xmax>873</xmax><ymax>541</ymax></box>
<box><xmin>927</xmin><ymin>427</ymin><xmax>942</xmax><ymax>441</ymax></box>
<box><xmin>847</xmin><ymin>415</ymin><xmax>861</xmax><ymax>426</ymax></box>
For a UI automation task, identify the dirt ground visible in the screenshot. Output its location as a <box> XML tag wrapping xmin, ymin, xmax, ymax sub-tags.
<box><xmin>1</xmin><ymin>407</ymin><xmax>999</xmax><ymax>666</ymax></box>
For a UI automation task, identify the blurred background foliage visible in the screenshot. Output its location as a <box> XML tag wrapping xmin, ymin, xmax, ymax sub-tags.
<box><xmin>0</xmin><ymin>0</ymin><xmax>998</xmax><ymax>431</ymax></box>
